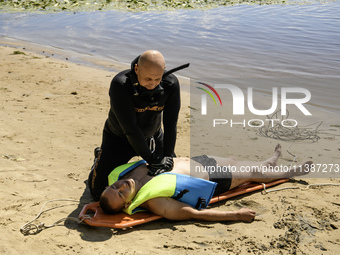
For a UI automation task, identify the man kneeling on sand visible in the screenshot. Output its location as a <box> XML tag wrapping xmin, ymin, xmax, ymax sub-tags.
<box><xmin>99</xmin><ymin>144</ymin><xmax>311</xmax><ymax>223</ymax></box>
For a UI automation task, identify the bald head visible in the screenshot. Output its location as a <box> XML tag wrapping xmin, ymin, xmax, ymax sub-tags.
<box><xmin>138</xmin><ymin>50</ymin><xmax>165</xmax><ymax>70</ymax></box>
<box><xmin>135</xmin><ymin>50</ymin><xmax>166</xmax><ymax>90</ymax></box>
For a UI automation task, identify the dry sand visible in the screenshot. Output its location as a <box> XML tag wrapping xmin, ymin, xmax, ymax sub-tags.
<box><xmin>0</xmin><ymin>44</ymin><xmax>339</xmax><ymax>254</ymax></box>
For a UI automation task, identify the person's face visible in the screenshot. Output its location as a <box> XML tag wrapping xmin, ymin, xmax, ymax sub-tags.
<box><xmin>102</xmin><ymin>178</ymin><xmax>136</xmax><ymax>211</ymax></box>
<box><xmin>135</xmin><ymin>64</ymin><xmax>164</xmax><ymax>90</ymax></box>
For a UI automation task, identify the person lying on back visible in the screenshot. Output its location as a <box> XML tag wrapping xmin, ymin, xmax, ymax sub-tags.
<box><xmin>100</xmin><ymin>144</ymin><xmax>311</xmax><ymax>223</ymax></box>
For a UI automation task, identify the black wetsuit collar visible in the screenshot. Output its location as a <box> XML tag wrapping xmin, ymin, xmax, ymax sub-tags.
<box><xmin>130</xmin><ymin>55</ymin><xmax>190</xmax><ymax>97</ymax></box>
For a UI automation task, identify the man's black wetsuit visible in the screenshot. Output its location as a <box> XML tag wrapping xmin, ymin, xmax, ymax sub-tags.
<box><xmin>89</xmin><ymin>56</ymin><xmax>181</xmax><ymax>200</ymax></box>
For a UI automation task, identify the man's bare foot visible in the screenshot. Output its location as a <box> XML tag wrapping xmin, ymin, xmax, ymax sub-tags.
<box><xmin>259</xmin><ymin>160</ymin><xmax>312</xmax><ymax>180</ymax></box>
<box><xmin>289</xmin><ymin>160</ymin><xmax>313</xmax><ymax>177</ymax></box>
<box><xmin>264</xmin><ymin>144</ymin><xmax>282</xmax><ymax>167</ymax></box>
<box><xmin>274</xmin><ymin>143</ymin><xmax>282</xmax><ymax>157</ymax></box>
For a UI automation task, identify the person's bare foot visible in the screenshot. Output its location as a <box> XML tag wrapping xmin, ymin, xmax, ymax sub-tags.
<box><xmin>278</xmin><ymin>160</ymin><xmax>313</xmax><ymax>179</ymax></box>
<box><xmin>290</xmin><ymin>160</ymin><xmax>312</xmax><ymax>177</ymax></box>
<box><xmin>264</xmin><ymin>144</ymin><xmax>282</xmax><ymax>167</ymax></box>
<box><xmin>274</xmin><ymin>143</ymin><xmax>282</xmax><ymax>157</ymax></box>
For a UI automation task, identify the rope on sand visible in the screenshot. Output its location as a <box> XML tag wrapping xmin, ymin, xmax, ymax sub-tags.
<box><xmin>261</xmin><ymin>182</ymin><xmax>340</xmax><ymax>195</ymax></box>
<box><xmin>257</xmin><ymin>109</ymin><xmax>322</xmax><ymax>142</ymax></box>
<box><xmin>20</xmin><ymin>199</ymin><xmax>91</xmax><ymax>235</ymax></box>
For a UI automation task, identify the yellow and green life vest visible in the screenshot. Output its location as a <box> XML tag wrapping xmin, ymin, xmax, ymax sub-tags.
<box><xmin>107</xmin><ymin>160</ymin><xmax>217</xmax><ymax>215</ymax></box>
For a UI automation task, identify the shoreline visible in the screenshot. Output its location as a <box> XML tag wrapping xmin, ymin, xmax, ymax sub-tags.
<box><xmin>2</xmin><ymin>36</ymin><xmax>340</xmax><ymax>115</ymax></box>
<box><xmin>0</xmin><ymin>36</ymin><xmax>192</xmax><ymax>92</ymax></box>
<box><xmin>1</xmin><ymin>43</ymin><xmax>339</xmax><ymax>254</ymax></box>
<box><xmin>0</xmin><ymin>36</ymin><xmax>129</xmax><ymax>74</ymax></box>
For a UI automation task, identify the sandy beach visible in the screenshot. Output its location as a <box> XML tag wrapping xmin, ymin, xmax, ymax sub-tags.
<box><xmin>1</xmin><ymin>44</ymin><xmax>340</xmax><ymax>254</ymax></box>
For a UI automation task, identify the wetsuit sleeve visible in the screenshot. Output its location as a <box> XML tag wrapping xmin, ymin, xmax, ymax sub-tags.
<box><xmin>109</xmin><ymin>79</ymin><xmax>153</xmax><ymax>162</ymax></box>
<box><xmin>162</xmin><ymin>76</ymin><xmax>181</xmax><ymax>156</ymax></box>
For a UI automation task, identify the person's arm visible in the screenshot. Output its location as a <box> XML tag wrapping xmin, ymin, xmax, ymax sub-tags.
<box><xmin>162</xmin><ymin>75</ymin><xmax>181</xmax><ymax>156</ymax></box>
<box><xmin>142</xmin><ymin>197</ymin><xmax>256</xmax><ymax>222</ymax></box>
<box><xmin>109</xmin><ymin>77</ymin><xmax>152</xmax><ymax>162</ymax></box>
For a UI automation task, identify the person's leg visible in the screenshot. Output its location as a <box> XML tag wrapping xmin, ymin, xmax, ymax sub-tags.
<box><xmin>210</xmin><ymin>144</ymin><xmax>312</xmax><ymax>190</ymax></box>
<box><xmin>88</xmin><ymin>129</ymin><xmax>137</xmax><ymax>200</ymax></box>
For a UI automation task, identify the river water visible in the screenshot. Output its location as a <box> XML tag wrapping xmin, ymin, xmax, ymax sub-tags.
<box><xmin>0</xmin><ymin>1</ymin><xmax>339</xmax><ymax>113</ymax></box>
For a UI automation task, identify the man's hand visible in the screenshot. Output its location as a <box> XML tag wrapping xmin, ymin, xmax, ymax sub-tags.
<box><xmin>147</xmin><ymin>156</ymin><xmax>174</xmax><ymax>176</ymax></box>
<box><xmin>235</xmin><ymin>208</ymin><xmax>256</xmax><ymax>222</ymax></box>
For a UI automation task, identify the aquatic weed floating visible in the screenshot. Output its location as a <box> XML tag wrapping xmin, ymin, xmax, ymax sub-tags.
<box><xmin>0</xmin><ymin>0</ymin><xmax>333</xmax><ymax>12</ymax></box>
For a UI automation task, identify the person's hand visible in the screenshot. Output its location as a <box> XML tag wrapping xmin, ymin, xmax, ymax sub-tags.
<box><xmin>235</xmin><ymin>208</ymin><xmax>256</xmax><ymax>222</ymax></box>
<box><xmin>147</xmin><ymin>156</ymin><xmax>174</xmax><ymax>176</ymax></box>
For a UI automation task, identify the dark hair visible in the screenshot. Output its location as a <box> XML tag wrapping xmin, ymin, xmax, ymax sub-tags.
<box><xmin>99</xmin><ymin>194</ymin><xmax>120</xmax><ymax>215</ymax></box>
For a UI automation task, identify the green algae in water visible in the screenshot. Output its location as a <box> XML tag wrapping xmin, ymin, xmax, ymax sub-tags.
<box><xmin>0</xmin><ymin>0</ymin><xmax>335</xmax><ymax>12</ymax></box>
